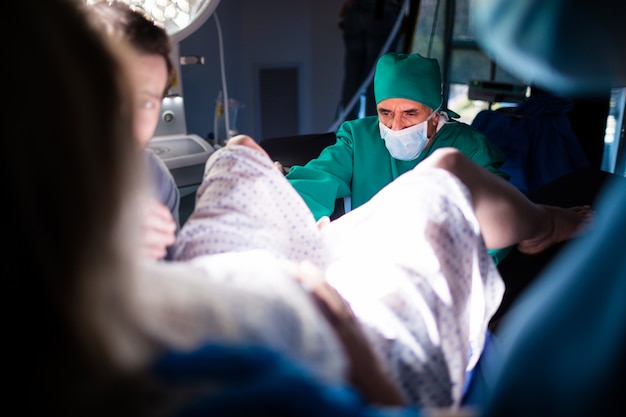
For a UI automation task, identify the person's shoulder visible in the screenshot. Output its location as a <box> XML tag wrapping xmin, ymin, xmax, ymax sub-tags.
<box><xmin>338</xmin><ymin>115</ymin><xmax>379</xmax><ymax>134</ymax></box>
<box><xmin>443</xmin><ymin>119</ymin><xmax>490</xmax><ymax>137</ymax></box>
<box><xmin>144</xmin><ymin>148</ymin><xmax>171</xmax><ymax>174</ymax></box>
<box><xmin>143</xmin><ymin>147</ymin><xmax>163</xmax><ymax>164</ymax></box>
<box><xmin>143</xmin><ymin>148</ymin><xmax>178</xmax><ymax>191</ymax></box>
<box><xmin>442</xmin><ymin>118</ymin><xmax>471</xmax><ymax>128</ymax></box>
<box><xmin>439</xmin><ymin>120</ymin><xmax>506</xmax><ymax>155</ymax></box>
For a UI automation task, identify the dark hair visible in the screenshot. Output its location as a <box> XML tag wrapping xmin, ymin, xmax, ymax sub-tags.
<box><xmin>6</xmin><ymin>0</ymin><xmax>146</xmax><ymax>415</ymax></box>
<box><xmin>86</xmin><ymin>0</ymin><xmax>177</xmax><ymax>96</ymax></box>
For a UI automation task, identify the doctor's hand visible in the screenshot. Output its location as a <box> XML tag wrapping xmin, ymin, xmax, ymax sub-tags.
<box><xmin>273</xmin><ymin>160</ymin><xmax>290</xmax><ymax>175</ymax></box>
<box><xmin>296</xmin><ymin>261</ymin><xmax>406</xmax><ymax>406</ymax></box>
<box><xmin>139</xmin><ymin>198</ymin><xmax>176</xmax><ymax>260</ymax></box>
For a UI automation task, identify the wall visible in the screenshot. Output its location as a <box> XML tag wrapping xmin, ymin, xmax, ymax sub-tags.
<box><xmin>177</xmin><ymin>0</ymin><xmax>345</xmax><ymax>142</ymax></box>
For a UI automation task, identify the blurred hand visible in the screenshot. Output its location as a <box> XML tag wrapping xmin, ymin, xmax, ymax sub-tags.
<box><xmin>296</xmin><ymin>261</ymin><xmax>406</xmax><ymax>406</ymax></box>
<box><xmin>274</xmin><ymin>160</ymin><xmax>290</xmax><ymax>175</ymax></box>
<box><xmin>139</xmin><ymin>198</ymin><xmax>176</xmax><ymax>260</ymax></box>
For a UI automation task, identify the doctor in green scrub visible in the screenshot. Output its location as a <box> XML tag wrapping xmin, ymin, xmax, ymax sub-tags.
<box><xmin>286</xmin><ymin>52</ymin><xmax>508</xmax><ymax>221</ymax></box>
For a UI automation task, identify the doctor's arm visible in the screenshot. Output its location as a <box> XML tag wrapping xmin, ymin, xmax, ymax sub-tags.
<box><xmin>286</xmin><ymin>138</ymin><xmax>354</xmax><ymax>220</ymax></box>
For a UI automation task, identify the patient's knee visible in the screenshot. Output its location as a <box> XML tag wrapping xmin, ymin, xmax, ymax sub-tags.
<box><xmin>227</xmin><ymin>135</ymin><xmax>270</xmax><ymax>158</ymax></box>
<box><xmin>422</xmin><ymin>147</ymin><xmax>467</xmax><ymax>173</ymax></box>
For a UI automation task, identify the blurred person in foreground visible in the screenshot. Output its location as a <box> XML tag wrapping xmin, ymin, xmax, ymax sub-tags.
<box><xmin>9</xmin><ymin>0</ymin><xmax>605</xmax><ymax>416</ymax></box>
<box><xmin>469</xmin><ymin>1</ymin><xmax>626</xmax><ymax>416</ymax></box>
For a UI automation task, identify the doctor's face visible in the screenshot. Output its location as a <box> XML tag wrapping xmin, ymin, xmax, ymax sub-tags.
<box><xmin>377</xmin><ymin>98</ymin><xmax>439</xmax><ymax>135</ymax></box>
<box><xmin>128</xmin><ymin>51</ymin><xmax>169</xmax><ymax>149</ymax></box>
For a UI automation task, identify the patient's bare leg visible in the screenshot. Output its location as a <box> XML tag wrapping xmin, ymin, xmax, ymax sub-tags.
<box><xmin>418</xmin><ymin>148</ymin><xmax>592</xmax><ymax>252</ymax></box>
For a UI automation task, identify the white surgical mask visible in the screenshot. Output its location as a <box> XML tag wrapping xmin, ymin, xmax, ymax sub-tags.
<box><xmin>379</xmin><ymin>110</ymin><xmax>437</xmax><ymax>161</ymax></box>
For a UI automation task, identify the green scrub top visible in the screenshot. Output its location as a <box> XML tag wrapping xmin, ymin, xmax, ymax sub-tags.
<box><xmin>287</xmin><ymin>115</ymin><xmax>509</xmax><ymax>219</ymax></box>
<box><xmin>286</xmin><ymin>115</ymin><xmax>512</xmax><ymax>262</ymax></box>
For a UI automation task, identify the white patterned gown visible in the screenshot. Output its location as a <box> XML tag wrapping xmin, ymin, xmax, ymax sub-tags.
<box><xmin>168</xmin><ymin>145</ymin><xmax>504</xmax><ymax>408</ymax></box>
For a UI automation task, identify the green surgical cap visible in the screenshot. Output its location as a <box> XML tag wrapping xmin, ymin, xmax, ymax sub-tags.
<box><xmin>374</xmin><ymin>53</ymin><xmax>442</xmax><ymax>109</ymax></box>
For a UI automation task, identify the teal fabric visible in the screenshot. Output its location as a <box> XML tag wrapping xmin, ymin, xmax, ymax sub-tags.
<box><xmin>286</xmin><ymin>116</ymin><xmax>509</xmax><ymax>220</ymax></box>
<box><xmin>152</xmin><ymin>343</ymin><xmax>422</xmax><ymax>417</ymax></box>
<box><xmin>286</xmin><ymin>116</ymin><xmax>511</xmax><ymax>263</ymax></box>
<box><xmin>480</xmin><ymin>177</ymin><xmax>626</xmax><ymax>417</ymax></box>
<box><xmin>374</xmin><ymin>53</ymin><xmax>442</xmax><ymax>109</ymax></box>
<box><xmin>487</xmin><ymin>245</ymin><xmax>512</xmax><ymax>266</ymax></box>
<box><xmin>472</xmin><ymin>0</ymin><xmax>625</xmax><ymax>94</ymax></box>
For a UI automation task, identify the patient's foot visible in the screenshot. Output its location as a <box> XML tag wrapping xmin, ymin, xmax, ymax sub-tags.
<box><xmin>517</xmin><ymin>205</ymin><xmax>594</xmax><ymax>255</ymax></box>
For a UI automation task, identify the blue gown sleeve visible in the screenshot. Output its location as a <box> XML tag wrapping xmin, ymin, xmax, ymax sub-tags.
<box><xmin>151</xmin><ymin>343</ymin><xmax>423</xmax><ymax>417</ymax></box>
